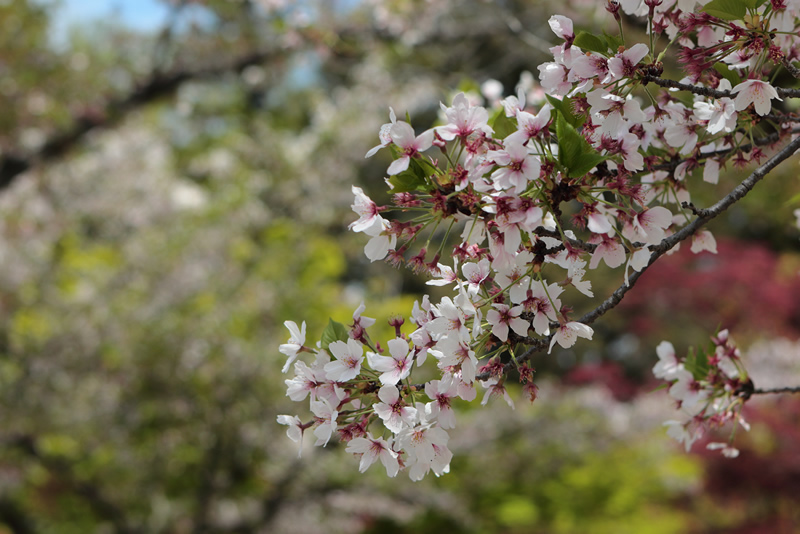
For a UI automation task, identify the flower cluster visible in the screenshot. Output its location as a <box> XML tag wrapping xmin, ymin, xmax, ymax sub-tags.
<box><xmin>653</xmin><ymin>331</ymin><xmax>753</xmax><ymax>458</ymax></box>
<box><xmin>278</xmin><ymin>0</ymin><xmax>800</xmax><ymax>477</ymax></box>
<box><xmin>278</xmin><ymin>303</ymin><xmax>480</xmax><ymax>480</ymax></box>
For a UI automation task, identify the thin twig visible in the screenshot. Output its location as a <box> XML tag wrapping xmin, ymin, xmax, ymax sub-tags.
<box><xmin>752</xmin><ymin>386</ymin><xmax>800</xmax><ymax>395</ymax></box>
<box><xmin>782</xmin><ymin>57</ymin><xmax>800</xmax><ymax>79</ymax></box>
<box><xmin>476</xmin><ymin>136</ymin><xmax>800</xmax><ymax>381</ymax></box>
<box><xmin>579</xmin><ymin>134</ymin><xmax>800</xmax><ymax>328</ymax></box>
<box><xmin>642</xmin><ymin>74</ymin><xmax>800</xmax><ymax>99</ymax></box>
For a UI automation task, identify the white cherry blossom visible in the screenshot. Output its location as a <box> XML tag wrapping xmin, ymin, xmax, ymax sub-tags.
<box><xmin>731</xmin><ymin>79</ymin><xmax>782</xmax><ymax>116</ymax></box>
<box><xmin>324</xmin><ymin>338</ymin><xmax>364</xmax><ymax>382</ymax></box>
<box><xmin>346</xmin><ymin>433</ymin><xmax>400</xmax><ymax>477</ymax></box>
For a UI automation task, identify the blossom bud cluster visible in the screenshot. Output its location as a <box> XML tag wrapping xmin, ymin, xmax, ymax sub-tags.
<box><xmin>278</xmin><ymin>0</ymin><xmax>800</xmax><ymax>477</ymax></box>
<box><xmin>653</xmin><ymin>331</ymin><xmax>753</xmax><ymax>458</ymax></box>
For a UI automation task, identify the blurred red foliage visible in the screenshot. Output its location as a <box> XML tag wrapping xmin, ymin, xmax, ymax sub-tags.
<box><xmin>618</xmin><ymin>238</ymin><xmax>800</xmax><ymax>339</ymax></box>
<box><xmin>694</xmin><ymin>397</ymin><xmax>800</xmax><ymax>533</ymax></box>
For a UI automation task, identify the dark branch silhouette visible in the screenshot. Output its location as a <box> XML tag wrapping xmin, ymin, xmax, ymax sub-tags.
<box><xmin>0</xmin><ymin>48</ymin><xmax>282</xmax><ymax>191</ymax></box>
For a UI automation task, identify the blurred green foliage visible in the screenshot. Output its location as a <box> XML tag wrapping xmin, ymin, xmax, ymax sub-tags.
<box><xmin>0</xmin><ymin>0</ymin><xmax>797</xmax><ymax>532</ymax></box>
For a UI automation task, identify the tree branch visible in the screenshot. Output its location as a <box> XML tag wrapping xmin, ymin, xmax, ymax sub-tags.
<box><xmin>642</xmin><ymin>74</ymin><xmax>800</xmax><ymax>99</ymax></box>
<box><xmin>752</xmin><ymin>386</ymin><xmax>800</xmax><ymax>395</ymax></box>
<box><xmin>0</xmin><ymin>48</ymin><xmax>283</xmax><ymax>192</ymax></box>
<box><xmin>782</xmin><ymin>57</ymin><xmax>800</xmax><ymax>79</ymax></box>
<box><xmin>581</xmin><ymin>134</ymin><xmax>800</xmax><ymax>326</ymax></box>
<box><xmin>476</xmin><ymin>134</ymin><xmax>800</xmax><ymax>382</ymax></box>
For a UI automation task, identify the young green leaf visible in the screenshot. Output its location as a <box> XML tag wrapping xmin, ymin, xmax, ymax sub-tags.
<box><xmin>702</xmin><ymin>0</ymin><xmax>746</xmax><ymax>20</ymax></box>
<box><xmin>555</xmin><ymin>114</ymin><xmax>606</xmax><ymax>178</ymax></box>
<box><xmin>387</xmin><ymin>172</ymin><xmax>425</xmax><ymax>193</ymax></box>
<box><xmin>602</xmin><ymin>31</ymin><xmax>624</xmax><ymax>52</ymax></box>
<box><xmin>320</xmin><ymin>318</ymin><xmax>350</xmax><ymax>350</ymax></box>
<box><xmin>684</xmin><ymin>347</ymin><xmax>711</xmax><ymax>381</ymax></box>
<box><xmin>573</xmin><ymin>31</ymin><xmax>608</xmax><ymax>56</ymax></box>
<box><xmin>491</xmin><ymin>109</ymin><xmax>518</xmax><ymax>140</ymax></box>
<box><xmin>713</xmin><ymin>63</ymin><xmax>741</xmax><ymax>87</ymax></box>
<box><xmin>570</xmin><ymin>152</ymin><xmax>607</xmax><ymax>178</ymax></box>
<box><xmin>546</xmin><ymin>94</ymin><xmax>583</xmax><ymax>128</ymax></box>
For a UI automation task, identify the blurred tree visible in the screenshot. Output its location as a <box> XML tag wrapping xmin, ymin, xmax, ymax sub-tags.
<box><xmin>0</xmin><ymin>0</ymin><xmax>797</xmax><ymax>532</ymax></box>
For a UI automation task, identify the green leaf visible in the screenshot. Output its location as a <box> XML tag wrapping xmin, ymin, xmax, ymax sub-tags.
<box><xmin>783</xmin><ymin>191</ymin><xmax>800</xmax><ymax>206</ymax></box>
<box><xmin>491</xmin><ymin>110</ymin><xmax>517</xmax><ymax>140</ymax></box>
<box><xmin>684</xmin><ymin>347</ymin><xmax>710</xmax><ymax>381</ymax></box>
<box><xmin>413</xmin><ymin>156</ymin><xmax>439</xmax><ymax>177</ymax></box>
<box><xmin>603</xmin><ymin>31</ymin><xmax>624</xmax><ymax>53</ymax></box>
<box><xmin>556</xmin><ymin>114</ymin><xmax>582</xmax><ymax>171</ymax></box>
<box><xmin>702</xmin><ymin>0</ymin><xmax>746</xmax><ymax>20</ymax></box>
<box><xmin>387</xmin><ymin>171</ymin><xmax>425</xmax><ymax>193</ymax></box>
<box><xmin>320</xmin><ymin>318</ymin><xmax>349</xmax><ymax>350</ymax></box>
<box><xmin>573</xmin><ymin>31</ymin><xmax>608</xmax><ymax>55</ymax></box>
<box><xmin>546</xmin><ymin>95</ymin><xmax>583</xmax><ymax>128</ymax></box>
<box><xmin>713</xmin><ymin>63</ymin><xmax>741</xmax><ymax>87</ymax></box>
<box><xmin>571</xmin><ymin>153</ymin><xmax>607</xmax><ymax>178</ymax></box>
<box><xmin>555</xmin><ymin>114</ymin><xmax>605</xmax><ymax>178</ymax></box>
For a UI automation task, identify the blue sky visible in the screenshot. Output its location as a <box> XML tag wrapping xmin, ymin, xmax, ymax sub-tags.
<box><xmin>58</xmin><ymin>0</ymin><xmax>169</xmax><ymax>32</ymax></box>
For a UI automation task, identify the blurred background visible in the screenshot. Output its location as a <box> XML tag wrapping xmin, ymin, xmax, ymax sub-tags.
<box><xmin>1</xmin><ymin>0</ymin><xmax>799</xmax><ymax>532</ymax></box>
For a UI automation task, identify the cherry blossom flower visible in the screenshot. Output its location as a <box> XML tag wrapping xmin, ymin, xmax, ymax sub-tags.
<box><xmin>436</xmin><ymin>92</ymin><xmax>493</xmax><ymax>141</ymax></box>
<box><xmin>427</xmin><ymin>296</ymin><xmax>472</xmax><ymax>344</ymax></box>
<box><xmin>310</xmin><ymin>398</ymin><xmax>338</xmax><ymax>446</ymax></box>
<box><xmin>624</xmin><ymin>206</ymin><xmax>672</xmax><ymax>244</ymax></box>
<box><xmin>324</xmin><ymin>338</ymin><xmax>364</xmax><ymax>382</ymax></box>
<box><xmin>280</xmin><ymin>320</ymin><xmax>307</xmax><ymax>373</ymax></box>
<box><xmin>346</xmin><ymin>433</ymin><xmax>400</xmax><ymax>477</ymax></box>
<box><xmin>427</xmin><ymin>261</ymin><xmax>459</xmax><ymax>287</ymax></box>
<box><xmin>386</xmin><ymin>121</ymin><xmax>434</xmax><ymax>175</ymax></box>
<box><xmin>480</xmin><ymin>378</ymin><xmax>515</xmax><ymax>409</ymax></box>
<box><xmin>571</xmin><ymin>52</ymin><xmax>609</xmax><ymax>81</ymax></box>
<box><xmin>374</xmin><ymin>385</ymin><xmax>417</xmax><ymax>433</ymax></box>
<box><xmin>548</xmin><ymin>321</ymin><xmax>594</xmax><ymax>353</ymax></box>
<box><xmin>364</xmin><ymin>222</ymin><xmax>397</xmax><ymax>262</ymax></box>
<box><xmin>564</xmin><ymin>261</ymin><xmax>593</xmax><ymax>297</ymax></box>
<box><xmin>706</xmin><ymin>442</ymin><xmax>740</xmax><ymax>458</ymax></box>
<box><xmin>607</xmin><ymin>43</ymin><xmax>649</xmax><ymax>81</ymax></box>
<box><xmin>538</xmin><ymin>62</ymin><xmax>572</xmax><ymax>96</ymax></box>
<box><xmin>488</xmin><ymin>141</ymin><xmax>541</xmax><ymax>195</ymax></box>
<box><xmin>348</xmin><ymin>186</ymin><xmax>384</xmax><ymax>234</ymax></box>
<box><xmin>504</xmin><ymin>105</ymin><xmax>552</xmax><ymax>146</ymax></box>
<box><xmin>365</xmin><ymin>107</ymin><xmax>397</xmax><ymax>157</ymax></box>
<box><xmin>285</xmin><ymin>359</ymin><xmax>321</xmax><ymax>402</ymax></box>
<box><xmin>664</xmin><ymin>417</ymin><xmax>704</xmax><ymax>452</ymax></box>
<box><xmin>691</xmin><ymin>230</ymin><xmax>717</xmax><ymax>254</ymax></box>
<box><xmin>397</xmin><ymin>420</ymin><xmax>452</xmax><ymax>481</ymax></box>
<box><xmin>588</xmin><ymin>234</ymin><xmax>626</xmax><ymax>269</ymax></box>
<box><xmin>584</xmin><ymin>203</ymin><xmax>613</xmax><ymax>235</ymax></box>
<box><xmin>731</xmin><ymin>79</ymin><xmax>782</xmax><ymax>116</ymax></box>
<box><xmin>276</xmin><ymin>414</ymin><xmax>305</xmax><ymax>457</ymax></box>
<box><xmin>624</xmin><ymin>247</ymin><xmax>651</xmax><ymax>286</ymax></box>
<box><xmin>548</xmin><ymin>15</ymin><xmax>574</xmax><ymax>43</ymax></box>
<box><xmin>669</xmin><ymin>368</ymin><xmax>708</xmax><ymax>411</ymax></box>
<box><xmin>425</xmin><ymin>374</ymin><xmax>460</xmax><ymax>429</ymax></box>
<box><xmin>664</xmin><ymin>121</ymin><xmax>698</xmax><ymax>155</ymax></box>
<box><xmin>693</xmin><ymin>97</ymin><xmax>737</xmax><ymax>134</ymax></box>
<box><xmin>351</xmin><ymin>301</ymin><xmax>376</xmax><ymax>341</ymax></box>
<box><xmin>510</xmin><ymin>280</ymin><xmax>562</xmax><ymax>336</ymax></box>
<box><xmin>486</xmin><ymin>303</ymin><xmax>530</xmax><ymax>342</ymax></box>
<box><xmin>429</xmin><ymin>336</ymin><xmax>480</xmax><ymax>384</ymax></box>
<box><xmin>367</xmin><ymin>337</ymin><xmax>414</xmax><ymax>386</ymax></box>
<box><xmin>461</xmin><ymin>258</ymin><xmax>491</xmax><ymax>297</ymax></box>
<box><xmin>652</xmin><ymin>340</ymin><xmax>681</xmax><ymax>380</ymax></box>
